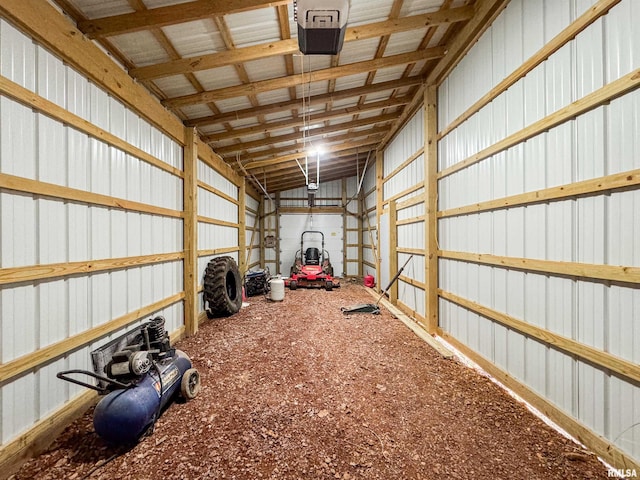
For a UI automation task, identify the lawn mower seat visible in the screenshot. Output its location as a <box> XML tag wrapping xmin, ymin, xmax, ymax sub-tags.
<box><xmin>305</xmin><ymin>247</ymin><xmax>320</xmax><ymax>265</ymax></box>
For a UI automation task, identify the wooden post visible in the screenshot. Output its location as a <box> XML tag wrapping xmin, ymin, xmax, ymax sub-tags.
<box><xmin>375</xmin><ymin>151</ymin><xmax>384</xmax><ymax>294</ymax></box>
<box><xmin>238</xmin><ymin>179</ymin><xmax>247</xmax><ymax>275</ymax></box>
<box><xmin>357</xmin><ymin>190</ymin><xmax>364</xmax><ymax>278</ymax></box>
<box><xmin>259</xmin><ymin>197</ymin><xmax>265</xmax><ymax>268</ymax></box>
<box><xmin>425</xmin><ymin>85</ymin><xmax>439</xmax><ymax>334</ymax></box>
<box><xmin>183</xmin><ymin>127</ymin><xmax>199</xmax><ymax>336</ymax></box>
<box><xmin>275</xmin><ymin>193</ymin><xmax>281</xmax><ymax>275</ymax></box>
<box><xmin>389</xmin><ymin>199</ymin><xmax>398</xmax><ymax>304</ymax></box>
<box><xmin>342</xmin><ymin>177</ymin><xmax>348</xmax><ymax>278</ymax></box>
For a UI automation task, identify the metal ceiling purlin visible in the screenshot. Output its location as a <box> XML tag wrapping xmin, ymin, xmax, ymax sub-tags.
<box><xmin>57</xmin><ymin>0</ymin><xmax>479</xmax><ymax>193</ymax></box>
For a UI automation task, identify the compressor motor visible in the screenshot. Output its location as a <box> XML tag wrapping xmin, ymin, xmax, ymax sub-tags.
<box><xmin>58</xmin><ymin>316</ymin><xmax>200</xmax><ymax>445</ymax></box>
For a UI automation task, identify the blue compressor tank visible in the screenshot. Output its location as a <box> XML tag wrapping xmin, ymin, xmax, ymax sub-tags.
<box><xmin>93</xmin><ymin>349</ymin><xmax>192</xmax><ymax>445</ymax></box>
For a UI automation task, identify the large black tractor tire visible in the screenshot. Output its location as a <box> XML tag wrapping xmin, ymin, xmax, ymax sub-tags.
<box><xmin>204</xmin><ymin>256</ymin><xmax>242</xmax><ymax>318</ymax></box>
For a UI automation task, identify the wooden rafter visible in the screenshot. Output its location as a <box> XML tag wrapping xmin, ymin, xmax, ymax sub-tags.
<box><xmin>165</xmin><ymin>48</ymin><xmax>445</xmax><ymax>108</ymax></box>
<box><xmin>79</xmin><ymin>0</ymin><xmax>291</xmax><ymax>38</ymax></box>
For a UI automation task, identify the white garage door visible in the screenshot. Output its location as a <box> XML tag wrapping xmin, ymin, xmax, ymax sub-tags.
<box><xmin>279</xmin><ymin>214</ymin><xmax>343</xmax><ymax>277</ymax></box>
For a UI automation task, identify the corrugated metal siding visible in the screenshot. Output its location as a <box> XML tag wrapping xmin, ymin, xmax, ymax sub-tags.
<box><xmin>196</xmin><ymin>159</ymin><xmax>240</xmax><ymax>313</ymax></box>
<box><xmin>245</xmin><ymin>194</ymin><xmax>261</xmax><ymax>269</ymax></box>
<box><xmin>362</xmin><ymin>167</ymin><xmax>378</xmax><ymax>273</ymax></box>
<box><xmin>344</xmin><ymin>176</ymin><xmax>360</xmax><ymax>277</ymax></box>
<box><xmin>0</xmin><ymin>20</ymin><xmax>184</xmax><ymax>446</ymax></box>
<box><xmin>382</xmin><ymin>109</ymin><xmax>425</xmax><ymax>318</ymax></box>
<box><xmin>437</xmin><ymin>0</ymin><xmax>640</xmax><ymax>464</ymax></box>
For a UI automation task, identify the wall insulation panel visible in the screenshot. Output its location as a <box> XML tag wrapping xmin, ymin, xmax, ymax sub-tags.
<box><xmin>0</xmin><ymin>19</ymin><xmax>184</xmax><ymax>447</ymax></box>
<box><xmin>437</xmin><ymin>0</ymin><xmax>640</xmax><ymax>466</ymax></box>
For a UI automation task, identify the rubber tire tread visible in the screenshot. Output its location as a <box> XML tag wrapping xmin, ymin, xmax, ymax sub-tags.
<box><xmin>181</xmin><ymin>368</ymin><xmax>201</xmax><ymax>400</ymax></box>
<box><xmin>204</xmin><ymin>256</ymin><xmax>242</xmax><ymax>317</ymax></box>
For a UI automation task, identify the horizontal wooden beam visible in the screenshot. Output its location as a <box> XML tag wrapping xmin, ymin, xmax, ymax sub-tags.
<box><xmin>439</xmin><ymin>168</ymin><xmax>640</xmax><ymax>218</ymax></box>
<box><xmin>438</xmin><ymin>68</ymin><xmax>640</xmax><ymax>180</ymax></box>
<box><xmin>397</xmin><ymin>192</ymin><xmax>426</xmax><ymax>210</ymax></box>
<box><xmin>198</xmin><ymin>247</ymin><xmax>240</xmax><ymax>257</ymax></box>
<box><xmin>440</xmin><ymin>250</ymin><xmax>640</xmax><ymax>284</ymax></box>
<box><xmin>198</xmin><ymin>139</ymin><xmax>244</xmax><ymax>187</ymax></box>
<box><xmin>197</xmin><ymin>215</ymin><xmax>238</xmax><ymax>229</ymax></box>
<box><xmin>266</xmin><ymin>166</ymin><xmax>361</xmax><ymax>192</ymax></box>
<box><xmin>439</xmin><ymin>289</ymin><xmax>640</xmax><ymax>384</ymax></box>
<box><xmin>79</xmin><ymin>0</ymin><xmax>290</xmax><ymax>38</ymax></box>
<box><xmin>0</xmin><ymin>293</ymin><xmax>184</xmax><ymax>384</ymax></box>
<box><xmin>0</xmin><ymin>389</ymin><xmax>97</xmax><ymax>479</ymax></box>
<box><xmin>165</xmin><ymin>48</ymin><xmax>446</xmax><ymax>108</ymax></box>
<box><xmin>438</xmin><ymin>0</ymin><xmax>622</xmax><ymax>139</ymax></box>
<box><xmin>189</xmin><ymin>77</ymin><xmax>422</xmax><ymax>128</ymax></box>
<box><xmin>397</xmin><ymin>216</ymin><xmax>425</xmax><ymax>227</ymax></box>
<box><xmin>0</xmin><ymin>0</ymin><xmax>184</xmax><ymax>143</ymax></box>
<box><xmin>235</xmin><ymin>127</ymin><xmax>390</xmax><ymax>162</ymax></box>
<box><xmin>207</xmin><ymin>108</ymin><xmax>399</xmax><ymax>143</ymax></box>
<box><xmin>0</xmin><ymin>252</ymin><xmax>183</xmax><ymax>286</ymax></box>
<box><xmin>0</xmin><ymin>75</ymin><xmax>182</xmax><ymax>178</ymax></box>
<box><xmin>279</xmin><ymin>206</ymin><xmax>344</xmax><ymax>214</ymax></box>
<box><xmin>427</xmin><ymin>0</ymin><xmax>510</xmax><ymax>86</ymax></box>
<box><xmin>245</xmin><ymin>137</ymin><xmax>383</xmax><ymax>170</ymax></box>
<box><xmin>131</xmin><ymin>7</ymin><xmax>471</xmax><ymax>80</ymax></box>
<box><xmin>263</xmin><ymin>165</ymin><xmax>365</xmax><ymax>192</ymax></box>
<box><xmin>214</xmin><ymin>118</ymin><xmax>393</xmax><ymax>156</ymax></box>
<box><xmin>366</xmin><ymin>288</ymin><xmax>452</xmax><ymax>358</ymax></box>
<box><xmin>385</xmin><ymin>147</ymin><xmax>425</xmax><ymax>182</ymax></box>
<box><xmin>0</xmin><ymin>173</ymin><xmax>183</xmax><ymax>218</ymax></box>
<box><xmin>439</xmin><ymin>332</ymin><xmax>639</xmax><ymax>473</ymax></box>
<box><xmin>381</xmin><ymin>183</ymin><xmax>424</xmax><ymax>207</ymax></box>
<box><xmin>197</xmin><ymin>181</ymin><xmax>240</xmax><ymax>206</ymax></box>
<box><xmin>398</xmin><ymin>274</ymin><xmax>426</xmax><ymax>290</ymax></box>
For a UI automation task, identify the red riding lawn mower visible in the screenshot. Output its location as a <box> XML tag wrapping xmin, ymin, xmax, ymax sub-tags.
<box><xmin>285</xmin><ymin>230</ymin><xmax>340</xmax><ymax>291</ymax></box>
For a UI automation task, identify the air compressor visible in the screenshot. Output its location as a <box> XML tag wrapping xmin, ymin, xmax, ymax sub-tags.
<box><xmin>57</xmin><ymin>316</ymin><xmax>200</xmax><ymax>445</ymax></box>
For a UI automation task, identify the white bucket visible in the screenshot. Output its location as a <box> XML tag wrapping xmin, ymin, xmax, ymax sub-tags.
<box><xmin>269</xmin><ymin>276</ymin><xmax>285</xmax><ymax>301</ymax></box>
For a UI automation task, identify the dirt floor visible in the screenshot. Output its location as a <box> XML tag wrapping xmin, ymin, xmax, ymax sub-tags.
<box><xmin>12</xmin><ymin>281</ymin><xmax>608</xmax><ymax>479</ymax></box>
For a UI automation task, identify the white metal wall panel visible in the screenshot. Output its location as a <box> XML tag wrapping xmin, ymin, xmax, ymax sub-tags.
<box><xmin>0</xmin><ymin>20</ymin><xmax>185</xmax><ymax>448</ymax></box>
<box><xmin>198</xmin><ymin>161</ymin><xmax>238</xmax><ymax>201</ymax></box>
<box><xmin>198</xmin><ymin>187</ymin><xmax>238</xmax><ymax>223</ymax></box>
<box><xmin>384</xmin><ymin>110</ymin><xmax>423</xmax><ymax>177</ymax></box>
<box><xmin>196</xmin><ymin>158</ymin><xmax>239</xmax><ymax>303</ymax></box>
<box><xmin>278</xmin><ymin>178</ymin><xmax>363</xmax><ymax>277</ymax></box>
<box><xmin>278</xmin><ymin>214</ymin><xmax>344</xmax><ymax>277</ymax></box>
<box><xmin>0</xmin><ymin>20</ymin><xmax>36</xmax><ymax>90</ymax></box>
<box><xmin>245</xmin><ymin>194</ymin><xmax>261</xmax><ymax>268</ymax></box>
<box><xmin>382</xmin><ymin>107</ymin><xmax>427</xmax><ymax>313</ymax></box>
<box><xmin>363</xmin><ymin>173</ymin><xmax>377</xmax><ymax>270</ymax></box>
<box><xmin>605</xmin><ymin>0</ymin><xmax>640</xmax><ymax>81</ymax></box>
<box><xmin>198</xmin><ymin>224</ymin><xmax>238</xmax><ymax>253</ymax></box>
<box><xmin>437</xmin><ymin>0</ymin><xmax>640</xmax><ymax>465</ymax></box>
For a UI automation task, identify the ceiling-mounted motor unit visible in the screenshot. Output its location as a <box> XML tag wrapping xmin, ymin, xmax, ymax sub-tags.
<box><xmin>294</xmin><ymin>0</ymin><xmax>350</xmax><ymax>55</ymax></box>
<box><xmin>307</xmin><ymin>182</ymin><xmax>318</xmax><ymax>207</ymax></box>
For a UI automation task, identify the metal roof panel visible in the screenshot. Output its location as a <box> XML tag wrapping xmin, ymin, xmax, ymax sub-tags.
<box><xmin>161</xmin><ymin>19</ymin><xmax>225</xmax><ymax>58</ymax></box>
<box><xmin>224</xmin><ymin>7</ymin><xmax>281</xmax><ymax>48</ymax></box>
